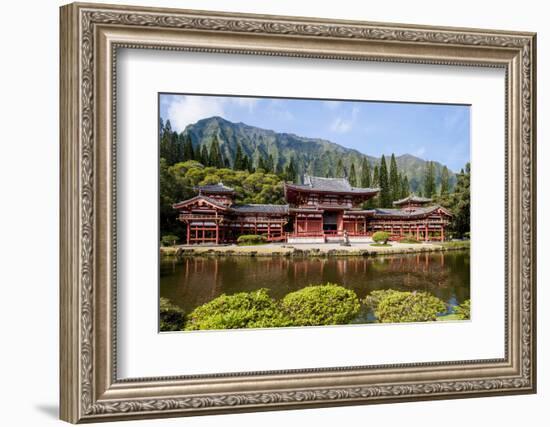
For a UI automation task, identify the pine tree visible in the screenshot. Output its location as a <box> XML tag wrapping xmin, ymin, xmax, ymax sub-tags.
<box><xmin>208</xmin><ymin>137</ymin><xmax>223</xmax><ymax>168</ymax></box>
<box><xmin>378</xmin><ymin>155</ymin><xmax>391</xmax><ymax>208</ymax></box>
<box><xmin>159</xmin><ymin>120</ymin><xmax>172</xmax><ymax>163</ymax></box>
<box><xmin>257</xmin><ymin>156</ymin><xmax>266</xmax><ymax>172</ymax></box>
<box><xmin>182</xmin><ymin>134</ymin><xmax>194</xmax><ymax>161</ymax></box>
<box><xmin>266</xmin><ymin>154</ymin><xmax>275</xmax><ymax>173</ymax></box>
<box><xmin>423</xmin><ymin>161</ymin><xmax>437</xmax><ymax>198</ymax></box>
<box><xmin>360</xmin><ymin>158</ymin><xmax>372</xmax><ymax>188</ymax></box>
<box><xmin>372</xmin><ymin>164</ymin><xmax>380</xmax><ymax>187</ymax></box>
<box><xmin>389</xmin><ymin>153</ymin><xmax>400</xmax><ymax>202</ymax></box>
<box><xmin>284</xmin><ymin>158</ymin><xmax>297</xmax><ymax>183</ymax></box>
<box><xmin>200</xmin><ymin>145</ymin><xmax>209</xmax><ymax>166</ymax></box>
<box><xmin>400</xmin><ymin>174</ymin><xmax>410</xmax><ymax>198</ymax></box>
<box><xmin>234</xmin><ymin>144</ymin><xmax>244</xmax><ymax>170</ymax></box>
<box><xmin>448</xmin><ymin>163</ymin><xmax>470</xmax><ymax>237</ymax></box>
<box><xmin>223</xmin><ymin>155</ymin><xmax>230</xmax><ymax>168</ymax></box>
<box><xmin>440</xmin><ymin>166</ymin><xmax>450</xmax><ymax>196</ymax></box>
<box><xmin>348</xmin><ymin>162</ymin><xmax>357</xmax><ymax>186</ymax></box>
<box><xmin>335</xmin><ymin>159</ymin><xmax>345</xmax><ymax>178</ymax></box>
<box><xmin>241</xmin><ymin>154</ymin><xmax>249</xmax><ymax>172</ymax></box>
<box><xmin>159</xmin><ymin>117</ymin><xmax>164</xmax><ymax>139</ymax></box>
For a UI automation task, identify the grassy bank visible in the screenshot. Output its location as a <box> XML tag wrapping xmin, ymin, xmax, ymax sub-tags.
<box><xmin>160</xmin><ymin>240</ymin><xmax>470</xmax><ymax>259</ymax></box>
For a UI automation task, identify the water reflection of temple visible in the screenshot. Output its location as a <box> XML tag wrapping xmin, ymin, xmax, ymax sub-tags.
<box><xmin>160</xmin><ymin>252</ymin><xmax>470</xmax><ymax>314</ymax></box>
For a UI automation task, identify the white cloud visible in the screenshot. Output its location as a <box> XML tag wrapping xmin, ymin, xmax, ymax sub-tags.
<box><xmin>329</xmin><ymin>106</ymin><xmax>359</xmax><ymax>133</ymax></box>
<box><xmin>165</xmin><ymin>95</ymin><xmax>226</xmax><ymax>132</ymax></box>
<box><xmin>330</xmin><ymin>117</ymin><xmax>353</xmax><ymax>133</ymax></box>
<box><xmin>413</xmin><ymin>146</ymin><xmax>427</xmax><ymax>158</ymax></box>
<box><xmin>234</xmin><ymin>97</ymin><xmax>258</xmax><ymax>112</ymax></box>
<box><xmin>163</xmin><ymin>95</ymin><xmax>260</xmax><ymax>132</ymax></box>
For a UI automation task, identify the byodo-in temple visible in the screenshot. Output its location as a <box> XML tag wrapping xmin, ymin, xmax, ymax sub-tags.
<box><xmin>172</xmin><ymin>175</ymin><xmax>452</xmax><ymax>245</ymax></box>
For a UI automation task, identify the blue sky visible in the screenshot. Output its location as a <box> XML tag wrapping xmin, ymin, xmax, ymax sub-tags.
<box><xmin>160</xmin><ymin>94</ymin><xmax>470</xmax><ymax>172</ymax></box>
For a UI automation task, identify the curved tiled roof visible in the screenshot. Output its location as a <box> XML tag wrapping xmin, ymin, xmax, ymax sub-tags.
<box><xmin>231</xmin><ymin>204</ymin><xmax>289</xmax><ymax>214</ymax></box>
<box><xmin>172</xmin><ymin>195</ymin><xmax>230</xmax><ymax>210</ymax></box>
<box><xmin>393</xmin><ymin>195</ymin><xmax>433</xmax><ymax>206</ymax></box>
<box><xmin>195</xmin><ymin>182</ymin><xmax>235</xmax><ymax>194</ymax></box>
<box><xmin>286</xmin><ymin>175</ymin><xmax>379</xmax><ymax>194</ymax></box>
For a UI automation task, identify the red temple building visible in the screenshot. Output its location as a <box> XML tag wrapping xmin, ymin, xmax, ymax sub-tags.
<box><xmin>173</xmin><ymin>176</ymin><xmax>452</xmax><ymax>245</ymax></box>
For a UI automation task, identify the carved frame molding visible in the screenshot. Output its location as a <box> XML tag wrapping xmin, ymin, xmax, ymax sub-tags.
<box><xmin>60</xmin><ymin>2</ymin><xmax>536</xmax><ymax>423</ymax></box>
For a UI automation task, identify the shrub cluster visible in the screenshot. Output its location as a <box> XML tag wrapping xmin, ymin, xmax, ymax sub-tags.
<box><xmin>281</xmin><ymin>284</ymin><xmax>360</xmax><ymax>326</ymax></box>
<box><xmin>236</xmin><ymin>234</ymin><xmax>268</xmax><ymax>246</ymax></box>
<box><xmin>161</xmin><ymin>234</ymin><xmax>179</xmax><ymax>247</ymax></box>
<box><xmin>364</xmin><ymin>289</ymin><xmax>446</xmax><ymax>323</ymax></box>
<box><xmin>453</xmin><ymin>299</ymin><xmax>471</xmax><ymax>320</ymax></box>
<box><xmin>372</xmin><ymin>231</ymin><xmax>390</xmax><ymax>244</ymax></box>
<box><xmin>185</xmin><ymin>289</ymin><xmax>291</xmax><ymax>330</ymax></box>
<box><xmin>163</xmin><ymin>286</ymin><xmax>461</xmax><ymax>331</ymax></box>
<box><xmin>184</xmin><ymin>284</ymin><xmax>361</xmax><ymax>331</ymax></box>
<box><xmin>159</xmin><ymin>297</ymin><xmax>186</xmax><ymax>331</ymax></box>
<box><xmin>399</xmin><ymin>235</ymin><xmax>420</xmax><ymax>244</ymax></box>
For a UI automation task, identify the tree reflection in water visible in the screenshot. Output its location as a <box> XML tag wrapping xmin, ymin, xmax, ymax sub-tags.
<box><xmin>160</xmin><ymin>250</ymin><xmax>470</xmax><ymax>317</ymax></box>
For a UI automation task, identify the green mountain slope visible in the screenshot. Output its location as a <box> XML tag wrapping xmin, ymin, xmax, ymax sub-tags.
<box><xmin>180</xmin><ymin>116</ymin><xmax>457</xmax><ymax>192</ymax></box>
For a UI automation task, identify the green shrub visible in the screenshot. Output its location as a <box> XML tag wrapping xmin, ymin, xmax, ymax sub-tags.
<box><xmin>161</xmin><ymin>234</ymin><xmax>179</xmax><ymax>247</ymax></box>
<box><xmin>236</xmin><ymin>234</ymin><xmax>268</xmax><ymax>246</ymax></box>
<box><xmin>453</xmin><ymin>299</ymin><xmax>471</xmax><ymax>320</ymax></box>
<box><xmin>399</xmin><ymin>235</ymin><xmax>420</xmax><ymax>244</ymax></box>
<box><xmin>159</xmin><ymin>297</ymin><xmax>186</xmax><ymax>331</ymax></box>
<box><xmin>365</xmin><ymin>289</ymin><xmax>446</xmax><ymax>323</ymax></box>
<box><xmin>372</xmin><ymin>231</ymin><xmax>390</xmax><ymax>244</ymax></box>
<box><xmin>185</xmin><ymin>289</ymin><xmax>291</xmax><ymax>330</ymax></box>
<box><xmin>281</xmin><ymin>284</ymin><xmax>360</xmax><ymax>326</ymax></box>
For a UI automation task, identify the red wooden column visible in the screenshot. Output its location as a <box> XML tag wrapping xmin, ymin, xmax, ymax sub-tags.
<box><xmin>186</xmin><ymin>222</ymin><xmax>190</xmax><ymax>245</ymax></box>
<box><xmin>215</xmin><ymin>222</ymin><xmax>219</xmax><ymax>245</ymax></box>
<box><xmin>416</xmin><ymin>225</ymin><xmax>420</xmax><ymax>240</ymax></box>
<box><xmin>440</xmin><ymin>225</ymin><xmax>444</xmax><ymax>242</ymax></box>
<box><xmin>425</xmin><ymin>224</ymin><xmax>429</xmax><ymax>241</ymax></box>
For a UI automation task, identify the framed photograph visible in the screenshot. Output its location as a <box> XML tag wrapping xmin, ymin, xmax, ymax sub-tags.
<box><xmin>60</xmin><ymin>2</ymin><xmax>537</xmax><ymax>423</ymax></box>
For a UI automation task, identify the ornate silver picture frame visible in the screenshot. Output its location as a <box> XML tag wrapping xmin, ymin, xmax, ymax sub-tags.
<box><xmin>60</xmin><ymin>2</ymin><xmax>536</xmax><ymax>423</ymax></box>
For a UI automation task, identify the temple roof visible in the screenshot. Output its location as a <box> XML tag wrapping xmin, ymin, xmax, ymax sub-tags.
<box><xmin>231</xmin><ymin>204</ymin><xmax>289</xmax><ymax>214</ymax></box>
<box><xmin>195</xmin><ymin>182</ymin><xmax>235</xmax><ymax>194</ymax></box>
<box><xmin>392</xmin><ymin>195</ymin><xmax>433</xmax><ymax>206</ymax></box>
<box><xmin>172</xmin><ymin>195</ymin><xmax>230</xmax><ymax>210</ymax></box>
<box><xmin>286</xmin><ymin>175</ymin><xmax>379</xmax><ymax>195</ymax></box>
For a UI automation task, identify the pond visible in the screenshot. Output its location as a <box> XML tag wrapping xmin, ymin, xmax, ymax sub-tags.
<box><xmin>160</xmin><ymin>250</ymin><xmax>470</xmax><ymax>322</ymax></box>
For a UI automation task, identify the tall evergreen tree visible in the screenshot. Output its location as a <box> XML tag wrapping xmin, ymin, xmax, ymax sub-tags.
<box><xmin>360</xmin><ymin>158</ymin><xmax>372</xmax><ymax>188</ymax></box>
<box><xmin>348</xmin><ymin>162</ymin><xmax>357</xmax><ymax>186</ymax></box>
<box><xmin>372</xmin><ymin>164</ymin><xmax>380</xmax><ymax>187</ymax></box>
<box><xmin>284</xmin><ymin>158</ymin><xmax>297</xmax><ymax>183</ymax></box>
<box><xmin>448</xmin><ymin>163</ymin><xmax>470</xmax><ymax>237</ymax></box>
<box><xmin>266</xmin><ymin>154</ymin><xmax>275</xmax><ymax>173</ymax></box>
<box><xmin>159</xmin><ymin>120</ymin><xmax>173</xmax><ymax>162</ymax></box>
<box><xmin>200</xmin><ymin>145</ymin><xmax>209</xmax><ymax>166</ymax></box>
<box><xmin>234</xmin><ymin>144</ymin><xmax>244</xmax><ymax>170</ymax></box>
<box><xmin>440</xmin><ymin>166</ymin><xmax>450</xmax><ymax>196</ymax></box>
<box><xmin>208</xmin><ymin>137</ymin><xmax>223</xmax><ymax>168</ymax></box>
<box><xmin>159</xmin><ymin>117</ymin><xmax>164</xmax><ymax>139</ymax></box>
<box><xmin>400</xmin><ymin>174</ymin><xmax>410</xmax><ymax>198</ymax></box>
<box><xmin>389</xmin><ymin>153</ymin><xmax>400</xmax><ymax>202</ymax></box>
<box><xmin>241</xmin><ymin>154</ymin><xmax>250</xmax><ymax>172</ymax></box>
<box><xmin>257</xmin><ymin>156</ymin><xmax>267</xmax><ymax>171</ymax></box>
<box><xmin>182</xmin><ymin>134</ymin><xmax>194</xmax><ymax>161</ymax></box>
<box><xmin>335</xmin><ymin>159</ymin><xmax>345</xmax><ymax>178</ymax></box>
<box><xmin>378</xmin><ymin>155</ymin><xmax>391</xmax><ymax>207</ymax></box>
<box><xmin>423</xmin><ymin>161</ymin><xmax>437</xmax><ymax>198</ymax></box>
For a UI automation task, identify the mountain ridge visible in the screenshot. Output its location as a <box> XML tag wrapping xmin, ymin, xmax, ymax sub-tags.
<box><xmin>178</xmin><ymin>116</ymin><xmax>457</xmax><ymax>192</ymax></box>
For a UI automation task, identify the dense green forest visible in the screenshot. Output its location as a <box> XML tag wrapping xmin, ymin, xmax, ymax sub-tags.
<box><xmin>159</xmin><ymin>118</ymin><xmax>470</xmax><ymax>239</ymax></box>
